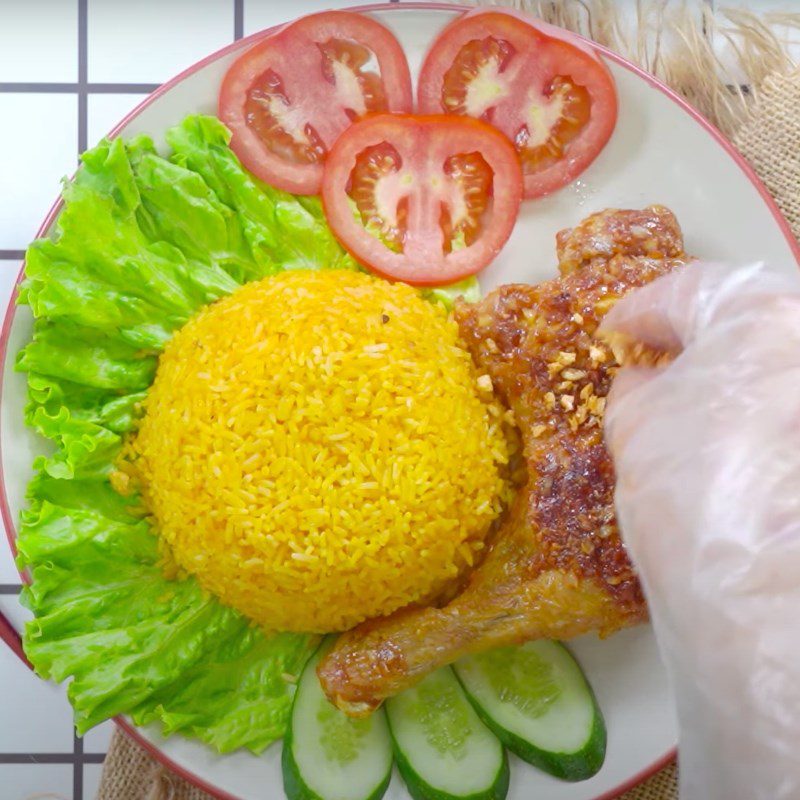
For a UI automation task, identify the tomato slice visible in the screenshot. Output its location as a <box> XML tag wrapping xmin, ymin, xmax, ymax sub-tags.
<box><xmin>321</xmin><ymin>114</ymin><xmax>523</xmax><ymax>286</ymax></box>
<box><xmin>418</xmin><ymin>9</ymin><xmax>617</xmax><ymax>199</ymax></box>
<box><xmin>219</xmin><ymin>11</ymin><xmax>413</xmax><ymax>195</ymax></box>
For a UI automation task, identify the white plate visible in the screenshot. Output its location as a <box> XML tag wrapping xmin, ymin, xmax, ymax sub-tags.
<box><xmin>1</xmin><ymin>4</ymin><xmax>798</xmax><ymax>800</ymax></box>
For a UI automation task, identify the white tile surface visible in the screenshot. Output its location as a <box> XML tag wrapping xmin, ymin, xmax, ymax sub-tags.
<box><xmin>87</xmin><ymin>94</ymin><xmax>150</xmax><ymax>147</ymax></box>
<box><xmin>0</xmin><ymin>239</ymin><xmax>84</xmax><ymax>783</ymax></box>
<box><xmin>87</xmin><ymin>0</ymin><xmax>234</xmax><ymax>83</ymax></box>
<box><xmin>0</xmin><ymin>541</ymin><xmax>19</xmax><ymax>583</ymax></box>
<box><xmin>0</xmin><ymin>409</ymin><xmax>21</xmax><ymax>583</ymax></box>
<box><xmin>0</xmin><ymin>764</ymin><xmax>72</xmax><ymax>800</ymax></box>
<box><xmin>0</xmin><ymin>94</ymin><xmax>77</xmax><ymax>250</ymax></box>
<box><xmin>82</xmin><ymin>721</ymin><xmax>115</xmax><ymax>754</ymax></box>
<box><xmin>0</xmin><ymin>0</ymin><xmax>78</xmax><ymax>83</ymax></box>
<box><xmin>0</xmin><ymin>645</ymin><xmax>74</xmax><ymax>754</ymax></box>
<box><xmin>0</xmin><ymin>561</ymin><xmax>19</xmax><ymax>584</ymax></box>
<box><xmin>83</xmin><ymin>763</ymin><xmax>104</xmax><ymax>799</ymax></box>
<box><xmin>244</xmin><ymin>0</ymin><xmax>369</xmax><ymax>35</ymax></box>
<box><xmin>0</xmin><ymin>260</ymin><xmax>22</xmax><ymax>305</ymax></box>
<box><xmin>0</xmin><ymin>594</ymin><xmax>33</xmax><ymax>632</ymax></box>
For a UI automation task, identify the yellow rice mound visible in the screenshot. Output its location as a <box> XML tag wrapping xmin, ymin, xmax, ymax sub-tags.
<box><xmin>125</xmin><ymin>270</ymin><xmax>509</xmax><ymax>633</ymax></box>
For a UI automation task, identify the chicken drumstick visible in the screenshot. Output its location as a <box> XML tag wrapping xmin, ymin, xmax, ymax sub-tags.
<box><xmin>318</xmin><ymin>205</ymin><xmax>688</xmax><ymax>715</ymax></box>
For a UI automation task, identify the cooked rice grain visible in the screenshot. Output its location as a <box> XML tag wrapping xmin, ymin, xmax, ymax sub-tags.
<box><xmin>126</xmin><ymin>271</ymin><xmax>510</xmax><ymax>632</ymax></box>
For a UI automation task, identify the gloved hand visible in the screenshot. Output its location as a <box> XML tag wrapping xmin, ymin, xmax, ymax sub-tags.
<box><xmin>600</xmin><ymin>261</ymin><xmax>800</xmax><ymax>800</ymax></box>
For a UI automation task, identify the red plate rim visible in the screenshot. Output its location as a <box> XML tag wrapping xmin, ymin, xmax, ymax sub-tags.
<box><xmin>1</xmin><ymin>2</ymin><xmax>797</xmax><ymax>797</ymax></box>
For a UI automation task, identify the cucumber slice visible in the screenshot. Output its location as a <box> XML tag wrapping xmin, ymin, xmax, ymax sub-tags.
<box><xmin>282</xmin><ymin>642</ymin><xmax>392</xmax><ymax>800</ymax></box>
<box><xmin>385</xmin><ymin>667</ymin><xmax>509</xmax><ymax>800</ymax></box>
<box><xmin>453</xmin><ymin>641</ymin><xmax>606</xmax><ymax>782</ymax></box>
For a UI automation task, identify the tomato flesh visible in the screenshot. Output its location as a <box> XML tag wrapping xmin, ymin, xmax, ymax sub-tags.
<box><xmin>317</xmin><ymin>39</ymin><xmax>389</xmax><ymax>115</ymax></box>
<box><xmin>219</xmin><ymin>11</ymin><xmax>413</xmax><ymax>194</ymax></box>
<box><xmin>348</xmin><ymin>142</ymin><xmax>407</xmax><ymax>252</ymax></box>
<box><xmin>419</xmin><ymin>10</ymin><xmax>617</xmax><ymax>198</ymax></box>
<box><xmin>442</xmin><ymin>37</ymin><xmax>592</xmax><ymax>168</ymax></box>
<box><xmin>347</xmin><ymin>144</ymin><xmax>493</xmax><ymax>258</ymax></box>
<box><xmin>439</xmin><ymin>153</ymin><xmax>493</xmax><ymax>253</ymax></box>
<box><xmin>243</xmin><ymin>40</ymin><xmax>388</xmax><ymax>167</ymax></box>
<box><xmin>515</xmin><ymin>75</ymin><xmax>591</xmax><ymax>171</ymax></box>
<box><xmin>441</xmin><ymin>37</ymin><xmax>517</xmax><ymax>120</ymax></box>
<box><xmin>245</xmin><ymin>69</ymin><xmax>327</xmax><ymax>165</ymax></box>
<box><xmin>322</xmin><ymin>114</ymin><xmax>523</xmax><ymax>286</ymax></box>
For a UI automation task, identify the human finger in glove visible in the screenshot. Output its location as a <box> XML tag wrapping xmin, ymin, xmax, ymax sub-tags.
<box><xmin>601</xmin><ymin>262</ymin><xmax>800</xmax><ymax>800</ymax></box>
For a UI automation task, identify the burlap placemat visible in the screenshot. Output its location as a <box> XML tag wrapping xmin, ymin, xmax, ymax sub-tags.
<box><xmin>97</xmin><ymin>729</ymin><xmax>677</xmax><ymax>800</ymax></box>
<box><xmin>97</xmin><ymin>728</ymin><xmax>677</xmax><ymax>800</ymax></box>
<box><xmin>95</xmin><ymin>2</ymin><xmax>799</xmax><ymax>798</ymax></box>
<box><xmin>733</xmin><ymin>69</ymin><xmax>800</xmax><ymax>239</ymax></box>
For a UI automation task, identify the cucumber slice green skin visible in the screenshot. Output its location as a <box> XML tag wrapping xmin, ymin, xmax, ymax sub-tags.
<box><xmin>282</xmin><ymin>727</ymin><xmax>391</xmax><ymax>800</ymax></box>
<box><xmin>386</xmin><ymin>667</ymin><xmax>509</xmax><ymax>800</ymax></box>
<box><xmin>282</xmin><ymin>639</ymin><xmax>392</xmax><ymax>800</ymax></box>
<box><xmin>458</xmin><ymin>682</ymin><xmax>605</xmax><ymax>782</ymax></box>
<box><xmin>391</xmin><ymin>739</ymin><xmax>509</xmax><ymax>800</ymax></box>
<box><xmin>454</xmin><ymin>642</ymin><xmax>606</xmax><ymax>783</ymax></box>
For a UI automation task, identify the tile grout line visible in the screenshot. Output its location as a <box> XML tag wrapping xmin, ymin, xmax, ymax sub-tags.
<box><xmin>0</xmin><ymin>753</ymin><xmax>106</xmax><ymax>765</ymax></box>
<box><xmin>0</xmin><ymin>83</ymin><xmax>161</xmax><ymax>93</ymax></box>
<box><xmin>234</xmin><ymin>0</ymin><xmax>244</xmax><ymax>41</ymax></box>
<box><xmin>75</xmin><ymin>0</ymin><xmax>89</xmax><ymax>781</ymax></box>
<box><xmin>0</xmin><ymin>83</ymin><xmax>80</xmax><ymax>93</ymax></box>
<box><xmin>85</xmin><ymin>82</ymin><xmax>161</xmax><ymax>93</ymax></box>
<box><xmin>77</xmin><ymin>0</ymin><xmax>88</xmax><ymax>156</ymax></box>
<box><xmin>74</xmin><ymin>9</ymin><xmax>88</xmax><ymax>795</ymax></box>
<box><xmin>73</xmin><ymin>729</ymin><xmax>84</xmax><ymax>800</ymax></box>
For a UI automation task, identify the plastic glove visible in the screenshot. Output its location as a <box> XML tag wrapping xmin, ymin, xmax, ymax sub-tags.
<box><xmin>600</xmin><ymin>261</ymin><xmax>800</xmax><ymax>800</ymax></box>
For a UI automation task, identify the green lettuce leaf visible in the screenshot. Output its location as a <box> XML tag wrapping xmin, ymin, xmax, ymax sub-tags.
<box><xmin>14</xmin><ymin>117</ymin><xmax>334</xmax><ymax>753</ymax></box>
<box><xmin>15</xmin><ymin>113</ymin><xmax>475</xmax><ymax>753</ymax></box>
<box><xmin>165</xmin><ymin>115</ymin><xmax>359</xmax><ymax>273</ymax></box>
<box><xmin>132</xmin><ymin>628</ymin><xmax>312</xmax><ymax>752</ymax></box>
<box><xmin>18</xmin><ymin>319</ymin><xmax>157</xmax><ymax>391</ymax></box>
<box><xmin>17</xmin><ymin>499</ymin><xmax>316</xmax><ymax>749</ymax></box>
<box><xmin>423</xmin><ymin>276</ymin><xmax>481</xmax><ymax>310</ymax></box>
<box><xmin>19</xmin><ymin>139</ymin><xmax>237</xmax><ymax>352</ymax></box>
<box><xmin>126</xmin><ymin>135</ymin><xmax>261</xmax><ymax>285</ymax></box>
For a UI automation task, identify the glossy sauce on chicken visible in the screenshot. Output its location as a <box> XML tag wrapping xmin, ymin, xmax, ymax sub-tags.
<box><xmin>457</xmin><ymin>206</ymin><xmax>686</xmax><ymax>612</ymax></box>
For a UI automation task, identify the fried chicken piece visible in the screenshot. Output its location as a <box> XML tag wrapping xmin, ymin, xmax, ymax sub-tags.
<box><xmin>318</xmin><ymin>206</ymin><xmax>689</xmax><ymax>715</ymax></box>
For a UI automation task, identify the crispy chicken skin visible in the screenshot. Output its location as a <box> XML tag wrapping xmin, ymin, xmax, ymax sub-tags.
<box><xmin>318</xmin><ymin>206</ymin><xmax>689</xmax><ymax>716</ymax></box>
